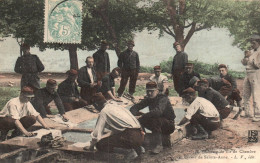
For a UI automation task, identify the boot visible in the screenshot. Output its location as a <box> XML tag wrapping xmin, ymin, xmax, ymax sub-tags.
<box><xmin>162</xmin><ymin>134</ymin><xmax>172</xmax><ymax>148</ymax></box>
<box><xmin>192</xmin><ymin>124</ymin><xmax>208</xmax><ymax>140</ymax></box>
<box><xmin>151</xmin><ymin>133</ymin><xmax>163</xmax><ymax>154</ymax></box>
<box><xmin>134</xmin><ymin>146</ymin><xmax>145</xmax><ymax>155</ymax></box>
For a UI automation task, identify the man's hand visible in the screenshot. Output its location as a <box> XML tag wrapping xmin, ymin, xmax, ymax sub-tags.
<box><xmin>114</xmin><ymin>98</ymin><xmax>122</xmax><ymax>102</ymax></box>
<box><xmin>90</xmin><ymin>83</ymin><xmax>97</xmax><ymax>88</ymax></box>
<box><xmin>135</xmin><ymin>115</ymin><xmax>142</xmax><ymax>119</ymax></box>
<box><xmin>24</xmin><ymin>131</ymin><xmax>37</xmax><ymax>137</ymax></box>
<box><xmin>74</xmin><ymin>98</ymin><xmax>79</xmax><ymax>102</ymax></box>
<box><xmin>175</xmin><ymin>125</ymin><xmax>182</xmax><ymax>131</ymax></box>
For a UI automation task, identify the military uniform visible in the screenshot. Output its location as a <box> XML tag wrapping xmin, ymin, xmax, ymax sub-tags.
<box><xmin>179</xmin><ymin>71</ymin><xmax>200</xmax><ymax>95</ymax></box>
<box><xmin>99</xmin><ymin>74</ymin><xmax>115</xmax><ymax>100</ymax></box>
<box><xmin>93</xmin><ymin>49</ymin><xmax>110</xmax><ymax>81</ymax></box>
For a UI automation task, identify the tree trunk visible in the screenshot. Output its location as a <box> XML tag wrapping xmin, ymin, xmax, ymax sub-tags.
<box><xmin>68</xmin><ymin>44</ymin><xmax>78</xmax><ymax>70</ymax></box>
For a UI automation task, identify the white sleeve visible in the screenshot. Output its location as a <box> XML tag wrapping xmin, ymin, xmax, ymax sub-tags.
<box><xmin>91</xmin><ymin>113</ymin><xmax>106</xmax><ymax>141</ymax></box>
<box><xmin>185</xmin><ymin>100</ymin><xmax>200</xmax><ymax>120</ymax></box>
<box><xmin>8</xmin><ymin>104</ymin><xmax>20</xmax><ymax>120</ymax></box>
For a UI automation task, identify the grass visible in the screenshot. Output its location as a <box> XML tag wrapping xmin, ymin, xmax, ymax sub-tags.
<box><xmin>0</xmin><ymin>87</ymin><xmax>20</xmax><ymax>110</ymax></box>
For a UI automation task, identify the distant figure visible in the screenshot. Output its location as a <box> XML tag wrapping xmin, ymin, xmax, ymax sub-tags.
<box><xmin>241</xmin><ymin>35</ymin><xmax>260</xmax><ymax>121</ymax></box>
<box><xmin>218</xmin><ymin>64</ymin><xmax>242</xmax><ymax>107</ymax></box>
<box><xmin>171</xmin><ymin>42</ymin><xmax>188</xmax><ymax>95</ymax></box>
<box><xmin>31</xmin><ymin>79</ymin><xmax>69</xmax><ymax>121</ymax></box>
<box><xmin>178</xmin><ymin>88</ymin><xmax>220</xmax><ymax>140</ymax></box>
<box><xmin>117</xmin><ymin>40</ymin><xmax>140</xmax><ymax>98</ymax></box>
<box><xmin>57</xmin><ymin>69</ymin><xmax>88</xmax><ymax>112</ymax></box>
<box><xmin>0</xmin><ymin>86</ymin><xmax>50</xmax><ymax>141</ymax></box>
<box><xmin>130</xmin><ymin>82</ymin><xmax>176</xmax><ymax>154</ymax></box>
<box><xmin>149</xmin><ymin>65</ymin><xmax>169</xmax><ymax>95</ymax></box>
<box><xmin>78</xmin><ymin>56</ymin><xmax>99</xmax><ymax>104</ymax></box>
<box><xmin>84</xmin><ymin>95</ymin><xmax>144</xmax><ymax>160</ymax></box>
<box><xmin>179</xmin><ymin>63</ymin><xmax>200</xmax><ymax>95</ymax></box>
<box><xmin>99</xmin><ymin>67</ymin><xmax>122</xmax><ymax>102</ymax></box>
<box><xmin>14</xmin><ymin>43</ymin><xmax>45</xmax><ymax>90</ymax></box>
<box><xmin>93</xmin><ymin>40</ymin><xmax>110</xmax><ymax>81</ymax></box>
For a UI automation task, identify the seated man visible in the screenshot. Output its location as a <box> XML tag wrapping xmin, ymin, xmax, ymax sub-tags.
<box><xmin>130</xmin><ymin>81</ymin><xmax>176</xmax><ymax>154</ymax></box>
<box><xmin>57</xmin><ymin>69</ymin><xmax>88</xmax><ymax>112</ymax></box>
<box><xmin>218</xmin><ymin>64</ymin><xmax>242</xmax><ymax>107</ymax></box>
<box><xmin>149</xmin><ymin>65</ymin><xmax>169</xmax><ymax>95</ymax></box>
<box><xmin>197</xmin><ymin>80</ymin><xmax>232</xmax><ymax>120</ymax></box>
<box><xmin>85</xmin><ymin>95</ymin><xmax>144</xmax><ymax>160</ymax></box>
<box><xmin>31</xmin><ymin>79</ymin><xmax>69</xmax><ymax>121</ymax></box>
<box><xmin>99</xmin><ymin>67</ymin><xmax>122</xmax><ymax>101</ymax></box>
<box><xmin>0</xmin><ymin>86</ymin><xmax>50</xmax><ymax>141</ymax></box>
<box><xmin>178</xmin><ymin>88</ymin><xmax>220</xmax><ymax>139</ymax></box>
<box><xmin>179</xmin><ymin>63</ymin><xmax>200</xmax><ymax>95</ymax></box>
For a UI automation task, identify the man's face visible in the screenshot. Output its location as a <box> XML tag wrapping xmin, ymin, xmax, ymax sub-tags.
<box><xmin>46</xmin><ymin>85</ymin><xmax>57</xmax><ymax>94</ymax></box>
<box><xmin>19</xmin><ymin>94</ymin><xmax>33</xmax><ymax>103</ymax></box>
<box><xmin>185</xmin><ymin>66</ymin><xmax>193</xmax><ymax>74</ymax></box>
<box><xmin>175</xmin><ymin>45</ymin><xmax>182</xmax><ymax>52</ymax></box>
<box><xmin>251</xmin><ymin>41</ymin><xmax>260</xmax><ymax>50</ymax></box>
<box><xmin>86</xmin><ymin>58</ymin><xmax>94</xmax><ymax>68</ymax></box>
<box><xmin>154</xmin><ymin>70</ymin><xmax>161</xmax><ymax>77</ymax></box>
<box><xmin>68</xmin><ymin>75</ymin><xmax>77</xmax><ymax>82</ymax></box>
<box><xmin>23</xmin><ymin>49</ymin><xmax>30</xmax><ymax>55</ymax></box>
<box><xmin>127</xmin><ymin>44</ymin><xmax>134</xmax><ymax>51</ymax></box>
<box><xmin>101</xmin><ymin>44</ymin><xmax>109</xmax><ymax>51</ymax></box>
<box><xmin>182</xmin><ymin>95</ymin><xmax>195</xmax><ymax>105</ymax></box>
<box><xmin>197</xmin><ymin>84</ymin><xmax>207</xmax><ymax>93</ymax></box>
<box><xmin>219</xmin><ymin>68</ymin><xmax>228</xmax><ymax>77</ymax></box>
<box><xmin>146</xmin><ymin>89</ymin><xmax>159</xmax><ymax>99</ymax></box>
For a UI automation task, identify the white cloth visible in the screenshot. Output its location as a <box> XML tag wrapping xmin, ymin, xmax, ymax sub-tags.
<box><xmin>91</xmin><ymin>101</ymin><xmax>141</xmax><ymax>142</ymax></box>
<box><xmin>0</xmin><ymin>97</ymin><xmax>39</xmax><ymax>120</ymax></box>
<box><xmin>185</xmin><ymin>97</ymin><xmax>219</xmax><ymax>120</ymax></box>
<box><xmin>149</xmin><ymin>74</ymin><xmax>168</xmax><ymax>91</ymax></box>
<box><xmin>87</xmin><ymin>67</ymin><xmax>94</xmax><ymax>83</ymax></box>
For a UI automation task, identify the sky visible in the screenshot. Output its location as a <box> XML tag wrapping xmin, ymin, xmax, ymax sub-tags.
<box><xmin>0</xmin><ymin>28</ymin><xmax>245</xmax><ymax>72</ymax></box>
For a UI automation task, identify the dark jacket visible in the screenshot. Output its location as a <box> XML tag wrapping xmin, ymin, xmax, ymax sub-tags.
<box><xmin>57</xmin><ymin>79</ymin><xmax>80</xmax><ymax>103</ymax></box>
<box><xmin>31</xmin><ymin>88</ymin><xmax>65</xmax><ymax>118</ymax></box>
<box><xmin>77</xmin><ymin>66</ymin><xmax>97</xmax><ymax>88</ymax></box>
<box><xmin>221</xmin><ymin>74</ymin><xmax>237</xmax><ymax>90</ymax></box>
<box><xmin>179</xmin><ymin>71</ymin><xmax>201</xmax><ymax>93</ymax></box>
<box><xmin>93</xmin><ymin>49</ymin><xmax>110</xmax><ymax>73</ymax></box>
<box><xmin>14</xmin><ymin>54</ymin><xmax>44</xmax><ymax>74</ymax></box>
<box><xmin>171</xmin><ymin>52</ymin><xmax>188</xmax><ymax>74</ymax></box>
<box><xmin>130</xmin><ymin>94</ymin><xmax>176</xmax><ymax>121</ymax></box>
<box><xmin>99</xmin><ymin>74</ymin><xmax>115</xmax><ymax>94</ymax></box>
<box><xmin>198</xmin><ymin>87</ymin><xmax>229</xmax><ymax>108</ymax></box>
<box><xmin>118</xmin><ymin>49</ymin><xmax>140</xmax><ymax>71</ymax></box>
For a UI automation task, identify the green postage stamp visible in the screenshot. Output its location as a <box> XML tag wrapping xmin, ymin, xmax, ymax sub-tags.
<box><xmin>44</xmin><ymin>0</ymin><xmax>82</xmax><ymax>44</ymax></box>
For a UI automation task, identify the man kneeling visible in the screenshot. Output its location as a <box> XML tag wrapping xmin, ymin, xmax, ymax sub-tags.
<box><xmin>84</xmin><ymin>95</ymin><xmax>144</xmax><ymax>160</ymax></box>
<box><xmin>0</xmin><ymin>86</ymin><xmax>50</xmax><ymax>141</ymax></box>
<box><xmin>178</xmin><ymin>88</ymin><xmax>220</xmax><ymax>139</ymax></box>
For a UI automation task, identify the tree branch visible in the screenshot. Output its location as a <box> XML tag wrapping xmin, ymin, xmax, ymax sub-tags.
<box><xmin>183</xmin><ymin>22</ymin><xmax>196</xmax><ymax>47</ymax></box>
<box><xmin>161</xmin><ymin>25</ymin><xmax>176</xmax><ymax>38</ymax></box>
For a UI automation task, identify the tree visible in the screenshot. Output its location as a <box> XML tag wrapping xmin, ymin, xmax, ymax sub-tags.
<box><xmin>143</xmin><ymin>0</ymin><xmax>231</xmax><ymax>49</ymax></box>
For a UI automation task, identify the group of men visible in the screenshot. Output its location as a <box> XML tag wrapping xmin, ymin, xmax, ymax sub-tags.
<box><xmin>0</xmin><ymin>36</ymin><xmax>257</xmax><ymax>160</ymax></box>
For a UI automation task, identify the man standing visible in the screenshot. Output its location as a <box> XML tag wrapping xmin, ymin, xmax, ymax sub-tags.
<box><xmin>178</xmin><ymin>88</ymin><xmax>220</xmax><ymax>140</ymax></box>
<box><xmin>171</xmin><ymin>42</ymin><xmax>188</xmax><ymax>95</ymax></box>
<box><xmin>130</xmin><ymin>82</ymin><xmax>176</xmax><ymax>154</ymax></box>
<box><xmin>31</xmin><ymin>79</ymin><xmax>69</xmax><ymax>121</ymax></box>
<box><xmin>84</xmin><ymin>95</ymin><xmax>144</xmax><ymax>160</ymax></box>
<box><xmin>78</xmin><ymin>56</ymin><xmax>99</xmax><ymax>104</ymax></box>
<box><xmin>117</xmin><ymin>40</ymin><xmax>140</xmax><ymax>98</ymax></box>
<box><xmin>0</xmin><ymin>86</ymin><xmax>50</xmax><ymax>141</ymax></box>
<box><xmin>99</xmin><ymin>67</ymin><xmax>122</xmax><ymax>101</ymax></box>
<box><xmin>218</xmin><ymin>64</ymin><xmax>242</xmax><ymax>107</ymax></box>
<box><xmin>93</xmin><ymin>40</ymin><xmax>110</xmax><ymax>81</ymax></box>
<box><xmin>149</xmin><ymin>65</ymin><xmax>169</xmax><ymax>95</ymax></box>
<box><xmin>14</xmin><ymin>43</ymin><xmax>45</xmax><ymax>90</ymax></box>
<box><xmin>57</xmin><ymin>69</ymin><xmax>88</xmax><ymax>112</ymax></box>
<box><xmin>179</xmin><ymin>63</ymin><xmax>201</xmax><ymax>95</ymax></box>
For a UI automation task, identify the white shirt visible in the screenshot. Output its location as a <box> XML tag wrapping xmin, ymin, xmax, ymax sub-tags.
<box><xmin>91</xmin><ymin>101</ymin><xmax>141</xmax><ymax>142</ymax></box>
<box><xmin>87</xmin><ymin>67</ymin><xmax>94</xmax><ymax>83</ymax></box>
<box><xmin>246</xmin><ymin>47</ymin><xmax>260</xmax><ymax>70</ymax></box>
<box><xmin>0</xmin><ymin>97</ymin><xmax>40</xmax><ymax>120</ymax></box>
<box><xmin>185</xmin><ymin>97</ymin><xmax>219</xmax><ymax>120</ymax></box>
<box><xmin>149</xmin><ymin>74</ymin><xmax>168</xmax><ymax>91</ymax></box>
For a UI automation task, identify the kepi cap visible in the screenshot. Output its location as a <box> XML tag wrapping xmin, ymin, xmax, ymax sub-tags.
<box><xmin>185</xmin><ymin>63</ymin><xmax>194</xmax><ymax>67</ymax></box>
<box><xmin>46</xmin><ymin>79</ymin><xmax>57</xmax><ymax>88</ymax></box>
<box><xmin>153</xmin><ymin>65</ymin><xmax>161</xmax><ymax>71</ymax></box>
<box><xmin>173</xmin><ymin>42</ymin><xmax>180</xmax><ymax>47</ymax></box>
<box><xmin>67</xmin><ymin>69</ymin><xmax>78</xmax><ymax>76</ymax></box>
<box><xmin>189</xmin><ymin>76</ymin><xmax>200</xmax><ymax>87</ymax></box>
<box><xmin>218</xmin><ymin>64</ymin><xmax>227</xmax><ymax>69</ymax></box>
<box><xmin>127</xmin><ymin>40</ymin><xmax>135</xmax><ymax>46</ymax></box>
<box><xmin>21</xmin><ymin>86</ymin><xmax>34</xmax><ymax>97</ymax></box>
<box><xmin>146</xmin><ymin>81</ymin><xmax>158</xmax><ymax>90</ymax></box>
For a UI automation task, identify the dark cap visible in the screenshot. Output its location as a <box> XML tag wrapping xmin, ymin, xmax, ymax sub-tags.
<box><xmin>146</xmin><ymin>81</ymin><xmax>158</xmax><ymax>90</ymax></box>
<box><xmin>67</xmin><ymin>69</ymin><xmax>78</xmax><ymax>76</ymax></box>
<box><xmin>218</xmin><ymin>64</ymin><xmax>227</xmax><ymax>69</ymax></box>
<box><xmin>173</xmin><ymin>42</ymin><xmax>180</xmax><ymax>47</ymax></box>
<box><xmin>153</xmin><ymin>65</ymin><xmax>161</xmax><ymax>71</ymax></box>
<box><xmin>92</xmin><ymin>93</ymin><xmax>107</xmax><ymax>104</ymax></box>
<box><xmin>46</xmin><ymin>79</ymin><xmax>57</xmax><ymax>88</ymax></box>
<box><xmin>185</xmin><ymin>63</ymin><xmax>194</xmax><ymax>67</ymax></box>
<box><xmin>101</xmin><ymin>40</ymin><xmax>108</xmax><ymax>45</ymax></box>
<box><xmin>127</xmin><ymin>40</ymin><xmax>135</xmax><ymax>46</ymax></box>
<box><xmin>182</xmin><ymin>87</ymin><xmax>195</xmax><ymax>94</ymax></box>
<box><xmin>21</xmin><ymin>86</ymin><xmax>34</xmax><ymax>97</ymax></box>
<box><xmin>189</xmin><ymin>76</ymin><xmax>200</xmax><ymax>86</ymax></box>
<box><xmin>21</xmin><ymin>43</ymin><xmax>30</xmax><ymax>50</ymax></box>
<box><xmin>112</xmin><ymin>67</ymin><xmax>121</xmax><ymax>74</ymax></box>
<box><xmin>197</xmin><ymin>79</ymin><xmax>209</xmax><ymax>86</ymax></box>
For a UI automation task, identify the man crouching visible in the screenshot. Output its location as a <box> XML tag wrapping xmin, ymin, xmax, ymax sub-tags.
<box><xmin>178</xmin><ymin>88</ymin><xmax>220</xmax><ymax>139</ymax></box>
<box><xmin>84</xmin><ymin>94</ymin><xmax>144</xmax><ymax>160</ymax></box>
<box><xmin>0</xmin><ymin>86</ymin><xmax>50</xmax><ymax>141</ymax></box>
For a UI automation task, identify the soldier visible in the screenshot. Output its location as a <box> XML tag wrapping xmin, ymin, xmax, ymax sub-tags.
<box><xmin>57</xmin><ymin>69</ymin><xmax>88</xmax><ymax>112</ymax></box>
<box><xmin>0</xmin><ymin>86</ymin><xmax>50</xmax><ymax>141</ymax></box>
<box><xmin>14</xmin><ymin>43</ymin><xmax>45</xmax><ymax>90</ymax></box>
<box><xmin>179</xmin><ymin>63</ymin><xmax>201</xmax><ymax>95</ymax></box>
<box><xmin>31</xmin><ymin>79</ymin><xmax>69</xmax><ymax>121</ymax></box>
<box><xmin>78</xmin><ymin>56</ymin><xmax>99</xmax><ymax>104</ymax></box>
<box><xmin>171</xmin><ymin>42</ymin><xmax>188</xmax><ymax>95</ymax></box>
<box><xmin>93</xmin><ymin>40</ymin><xmax>110</xmax><ymax>81</ymax></box>
<box><xmin>149</xmin><ymin>65</ymin><xmax>169</xmax><ymax>95</ymax></box>
<box><xmin>117</xmin><ymin>40</ymin><xmax>140</xmax><ymax>98</ymax></box>
<box><xmin>130</xmin><ymin>81</ymin><xmax>176</xmax><ymax>154</ymax></box>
